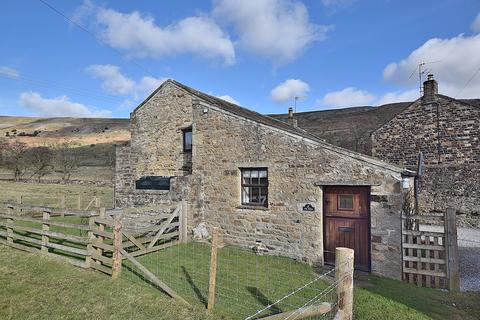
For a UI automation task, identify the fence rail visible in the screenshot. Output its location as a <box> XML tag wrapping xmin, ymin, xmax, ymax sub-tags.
<box><xmin>401</xmin><ymin>208</ymin><xmax>459</xmax><ymax>290</ymax></box>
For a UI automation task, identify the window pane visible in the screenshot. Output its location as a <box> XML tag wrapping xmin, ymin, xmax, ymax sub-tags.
<box><xmin>251</xmin><ymin>187</ymin><xmax>260</xmax><ymax>203</ymax></box>
<box><xmin>242</xmin><ymin>186</ymin><xmax>250</xmax><ymax>203</ymax></box>
<box><xmin>184</xmin><ymin>130</ymin><xmax>192</xmax><ymax>151</ymax></box>
<box><xmin>259</xmin><ymin>187</ymin><xmax>267</xmax><ymax>205</ymax></box>
<box><xmin>339</xmin><ymin>195</ymin><xmax>354</xmax><ymax>209</ymax></box>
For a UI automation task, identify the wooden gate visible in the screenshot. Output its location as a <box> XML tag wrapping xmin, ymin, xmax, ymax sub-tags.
<box><xmin>112</xmin><ymin>202</ymin><xmax>188</xmax><ymax>258</ymax></box>
<box><xmin>401</xmin><ymin>208</ymin><xmax>459</xmax><ymax>290</ymax></box>
<box><xmin>323</xmin><ymin>186</ymin><xmax>370</xmax><ymax>271</ymax></box>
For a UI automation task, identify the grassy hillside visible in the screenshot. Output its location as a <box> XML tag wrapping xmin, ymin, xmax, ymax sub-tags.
<box><xmin>269</xmin><ymin>102</ymin><xmax>411</xmax><ymax>155</ymax></box>
<box><xmin>0</xmin><ymin>116</ymin><xmax>130</xmax><ymax>146</ymax></box>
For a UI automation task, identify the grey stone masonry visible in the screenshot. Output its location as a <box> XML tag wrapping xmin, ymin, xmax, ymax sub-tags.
<box><xmin>115</xmin><ymin>80</ymin><xmax>412</xmax><ymax>280</ymax></box>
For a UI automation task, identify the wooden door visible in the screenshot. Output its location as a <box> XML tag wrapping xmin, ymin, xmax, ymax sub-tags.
<box><xmin>323</xmin><ymin>186</ymin><xmax>370</xmax><ymax>271</ymax></box>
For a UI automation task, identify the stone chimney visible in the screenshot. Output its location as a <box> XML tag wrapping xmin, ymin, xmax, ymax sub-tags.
<box><xmin>423</xmin><ymin>74</ymin><xmax>438</xmax><ymax>103</ymax></box>
<box><xmin>287</xmin><ymin>107</ymin><xmax>297</xmax><ymax>127</ymax></box>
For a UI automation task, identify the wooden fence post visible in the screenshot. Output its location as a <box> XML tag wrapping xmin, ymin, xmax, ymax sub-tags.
<box><xmin>95</xmin><ymin>208</ymin><xmax>106</xmax><ymax>265</ymax></box>
<box><xmin>60</xmin><ymin>195</ymin><xmax>66</xmax><ymax>218</ymax></box>
<box><xmin>85</xmin><ymin>215</ymin><xmax>95</xmax><ymax>269</ymax></box>
<box><xmin>335</xmin><ymin>247</ymin><xmax>354</xmax><ymax>320</ymax></box>
<box><xmin>77</xmin><ymin>194</ymin><xmax>82</xmax><ymax>210</ymax></box>
<box><xmin>111</xmin><ymin>216</ymin><xmax>122</xmax><ymax>280</ymax></box>
<box><xmin>207</xmin><ymin>227</ymin><xmax>220</xmax><ymax>311</ymax></box>
<box><xmin>6</xmin><ymin>206</ymin><xmax>14</xmax><ymax>244</ymax></box>
<box><xmin>41</xmin><ymin>210</ymin><xmax>50</xmax><ymax>253</ymax></box>
<box><xmin>94</xmin><ymin>196</ymin><xmax>100</xmax><ymax>208</ymax></box>
<box><xmin>180</xmin><ymin>200</ymin><xmax>188</xmax><ymax>243</ymax></box>
<box><xmin>445</xmin><ymin>208</ymin><xmax>459</xmax><ymax>291</ymax></box>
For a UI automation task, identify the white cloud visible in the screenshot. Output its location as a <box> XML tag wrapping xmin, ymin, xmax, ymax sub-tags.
<box><xmin>217</xmin><ymin>95</ymin><xmax>240</xmax><ymax>105</ymax></box>
<box><xmin>86</xmin><ymin>64</ymin><xmax>135</xmax><ymax>96</ymax></box>
<box><xmin>472</xmin><ymin>13</ymin><xmax>480</xmax><ymax>33</ymax></box>
<box><xmin>383</xmin><ymin>33</ymin><xmax>480</xmax><ymax>98</ymax></box>
<box><xmin>95</xmin><ymin>7</ymin><xmax>235</xmax><ymax>65</ymax></box>
<box><xmin>213</xmin><ymin>0</ymin><xmax>331</xmax><ymax>64</ymax></box>
<box><xmin>376</xmin><ymin>89</ymin><xmax>419</xmax><ymax>106</ymax></box>
<box><xmin>19</xmin><ymin>92</ymin><xmax>111</xmax><ymax>118</ymax></box>
<box><xmin>320</xmin><ymin>87</ymin><xmax>376</xmax><ymax>108</ymax></box>
<box><xmin>86</xmin><ymin>64</ymin><xmax>166</xmax><ymax>99</ymax></box>
<box><xmin>0</xmin><ymin>66</ymin><xmax>20</xmax><ymax>79</ymax></box>
<box><xmin>136</xmin><ymin>76</ymin><xmax>167</xmax><ymax>96</ymax></box>
<box><xmin>271</xmin><ymin>79</ymin><xmax>310</xmax><ymax>103</ymax></box>
<box><xmin>319</xmin><ymin>87</ymin><xmax>419</xmax><ymax>108</ymax></box>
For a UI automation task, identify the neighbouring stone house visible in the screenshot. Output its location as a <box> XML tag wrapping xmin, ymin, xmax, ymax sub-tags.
<box><xmin>115</xmin><ymin>79</ymin><xmax>415</xmax><ymax>279</ymax></box>
<box><xmin>372</xmin><ymin>75</ymin><xmax>480</xmax><ymax>227</ymax></box>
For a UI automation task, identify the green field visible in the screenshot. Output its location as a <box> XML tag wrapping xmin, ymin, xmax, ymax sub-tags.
<box><xmin>0</xmin><ymin>180</ymin><xmax>114</xmax><ymax>209</ymax></box>
<box><xmin>1</xmin><ymin>241</ymin><xmax>478</xmax><ymax>320</ymax></box>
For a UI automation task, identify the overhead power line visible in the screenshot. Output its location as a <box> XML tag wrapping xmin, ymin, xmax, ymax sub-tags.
<box><xmin>37</xmin><ymin>0</ymin><xmax>157</xmax><ymax>78</ymax></box>
<box><xmin>456</xmin><ymin>64</ymin><xmax>480</xmax><ymax>98</ymax></box>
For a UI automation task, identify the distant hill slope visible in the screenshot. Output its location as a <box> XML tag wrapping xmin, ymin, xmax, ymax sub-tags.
<box><xmin>0</xmin><ymin>116</ymin><xmax>130</xmax><ymax>146</ymax></box>
<box><xmin>2</xmin><ymin>98</ymin><xmax>479</xmax><ymax>155</ymax></box>
<box><xmin>269</xmin><ymin>102</ymin><xmax>411</xmax><ymax>155</ymax></box>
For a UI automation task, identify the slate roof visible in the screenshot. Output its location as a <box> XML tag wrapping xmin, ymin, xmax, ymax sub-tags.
<box><xmin>167</xmin><ymin>80</ymin><xmax>326</xmax><ymax>143</ymax></box>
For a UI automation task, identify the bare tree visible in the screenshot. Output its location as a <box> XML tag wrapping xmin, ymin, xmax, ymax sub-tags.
<box><xmin>25</xmin><ymin>146</ymin><xmax>54</xmax><ymax>183</ymax></box>
<box><xmin>54</xmin><ymin>141</ymin><xmax>79</xmax><ymax>184</ymax></box>
<box><xmin>0</xmin><ymin>138</ymin><xmax>8</xmax><ymax>166</ymax></box>
<box><xmin>4</xmin><ymin>140</ymin><xmax>29</xmax><ymax>181</ymax></box>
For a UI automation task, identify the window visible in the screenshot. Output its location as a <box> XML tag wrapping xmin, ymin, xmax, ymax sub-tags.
<box><xmin>183</xmin><ymin>128</ymin><xmax>192</xmax><ymax>152</ymax></box>
<box><xmin>338</xmin><ymin>194</ymin><xmax>354</xmax><ymax>210</ymax></box>
<box><xmin>135</xmin><ymin>176</ymin><xmax>171</xmax><ymax>190</ymax></box>
<box><xmin>241</xmin><ymin>168</ymin><xmax>268</xmax><ymax>207</ymax></box>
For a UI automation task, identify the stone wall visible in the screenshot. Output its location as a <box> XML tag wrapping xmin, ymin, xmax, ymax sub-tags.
<box><xmin>190</xmin><ymin>100</ymin><xmax>405</xmax><ymax>279</ymax></box>
<box><xmin>372</xmin><ymin>96</ymin><xmax>480</xmax><ymax>166</ymax></box>
<box><xmin>418</xmin><ymin>165</ymin><xmax>480</xmax><ymax>228</ymax></box>
<box><xmin>372</xmin><ymin>95</ymin><xmax>480</xmax><ymax>222</ymax></box>
<box><xmin>130</xmin><ymin>82</ymin><xmax>194</xmax><ymax>177</ymax></box>
<box><xmin>115</xmin><ymin>82</ymin><xmax>409</xmax><ymax>279</ymax></box>
<box><xmin>115</xmin><ymin>144</ymin><xmax>188</xmax><ymax>208</ymax></box>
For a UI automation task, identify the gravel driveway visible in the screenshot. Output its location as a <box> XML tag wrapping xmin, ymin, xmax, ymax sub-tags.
<box><xmin>420</xmin><ymin>225</ymin><xmax>480</xmax><ymax>292</ymax></box>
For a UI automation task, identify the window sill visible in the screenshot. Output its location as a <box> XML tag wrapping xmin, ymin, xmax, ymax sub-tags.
<box><xmin>236</xmin><ymin>205</ymin><xmax>269</xmax><ymax>211</ymax></box>
<box><xmin>134</xmin><ymin>189</ymin><xmax>170</xmax><ymax>195</ymax></box>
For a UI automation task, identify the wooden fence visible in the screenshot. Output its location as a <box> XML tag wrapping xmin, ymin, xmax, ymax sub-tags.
<box><xmin>0</xmin><ymin>194</ymin><xmax>105</xmax><ymax>212</ymax></box>
<box><xmin>0</xmin><ymin>202</ymin><xmax>187</xmax><ymax>279</ymax></box>
<box><xmin>402</xmin><ymin>208</ymin><xmax>459</xmax><ymax>290</ymax></box>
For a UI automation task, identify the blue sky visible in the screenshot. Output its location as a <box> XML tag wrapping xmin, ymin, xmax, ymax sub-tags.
<box><xmin>1</xmin><ymin>0</ymin><xmax>480</xmax><ymax>118</ymax></box>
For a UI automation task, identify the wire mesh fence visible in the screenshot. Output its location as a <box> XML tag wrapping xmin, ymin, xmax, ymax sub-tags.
<box><xmin>119</xmin><ymin>232</ymin><xmax>352</xmax><ymax>319</ymax></box>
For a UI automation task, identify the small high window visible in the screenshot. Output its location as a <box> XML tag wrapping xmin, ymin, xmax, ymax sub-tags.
<box><xmin>183</xmin><ymin>128</ymin><xmax>192</xmax><ymax>152</ymax></box>
<box><xmin>338</xmin><ymin>194</ymin><xmax>354</xmax><ymax>210</ymax></box>
<box><xmin>241</xmin><ymin>168</ymin><xmax>268</xmax><ymax>207</ymax></box>
<box><xmin>135</xmin><ymin>176</ymin><xmax>171</xmax><ymax>190</ymax></box>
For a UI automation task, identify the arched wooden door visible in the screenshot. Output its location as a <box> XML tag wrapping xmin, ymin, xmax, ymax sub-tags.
<box><xmin>323</xmin><ymin>186</ymin><xmax>371</xmax><ymax>271</ymax></box>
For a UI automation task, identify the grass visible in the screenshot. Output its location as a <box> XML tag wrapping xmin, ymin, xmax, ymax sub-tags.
<box><xmin>0</xmin><ymin>245</ymin><xmax>217</xmax><ymax>320</ymax></box>
<box><xmin>0</xmin><ymin>180</ymin><xmax>114</xmax><ymax>209</ymax></box>
<box><xmin>122</xmin><ymin>242</ymin><xmax>480</xmax><ymax>320</ymax></box>
<box><xmin>1</xmin><ymin>240</ymin><xmax>479</xmax><ymax>319</ymax></box>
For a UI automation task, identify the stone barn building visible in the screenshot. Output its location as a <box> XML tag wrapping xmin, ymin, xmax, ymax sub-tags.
<box><xmin>372</xmin><ymin>75</ymin><xmax>480</xmax><ymax>227</ymax></box>
<box><xmin>115</xmin><ymin>79</ymin><xmax>414</xmax><ymax>279</ymax></box>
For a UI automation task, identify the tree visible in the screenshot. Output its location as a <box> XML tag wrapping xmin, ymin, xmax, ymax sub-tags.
<box><xmin>0</xmin><ymin>138</ymin><xmax>8</xmax><ymax>165</ymax></box>
<box><xmin>54</xmin><ymin>141</ymin><xmax>79</xmax><ymax>184</ymax></box>
<box><xmin>4</xmin><ymin>140</ymin><xmax>29</xmax><ymax>181</ymax></box>
<box><xmin>25</xmin><ymin>146</ymin><xmax>54</xmax><ymax>183</ymax></box>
